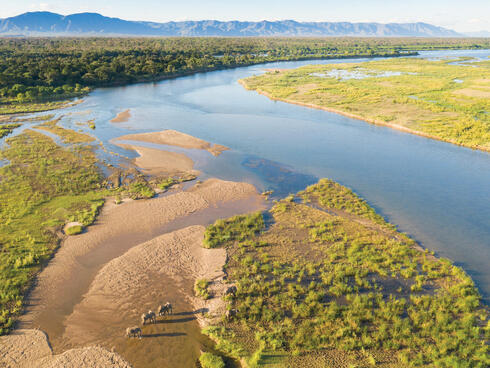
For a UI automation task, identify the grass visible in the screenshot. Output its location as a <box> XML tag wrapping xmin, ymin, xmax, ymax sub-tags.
<box><xmin>35</xmin><ymin>119</ymin><xmax>95</xmax><ymax>144</ymax></box>
<box><xmin>0</xmin><ymin>128</ymin><xmax>106</xmax><ymax>334</ymax></box>
<box><xmin>0</xmin><ymin>116</ymin><xmax>194</xmax><ymax>334</ymax></box>
<box><xmin>203</xmin><ymin>181</ymin><xmax>489</xmax><ymax>367</ymax></box>
<box><xmin>0</xmin><ymin>99</ymin><xmax>78</xmax><ymax>115</ymax></box>
<box><xmin>203</xmin><ymin>212</ymin><xmax>265</xmax><ymax>249</ymax></box>
<box><xmin>0</xmin><ymin>123</ymin><xmax>21</xmax><ymax>138</ymax></box>
<box><xmin>199</xmin><ymin>352</ymin><xmax>226</xmax><ymax>368</ymax></box>
<box><xmin>242</xmin><ymin>58</ymin><xmax>490</xmax><ymax>151</ymax></box>
<box><xmin>195</xmin><ymin>279</ymin><xmax>211</xmax><ymax>300</ymax></box>
<box><xmin>65</xmin><ymin>225</ymin><xmax>84</xmax><ymax>236</ymax></box>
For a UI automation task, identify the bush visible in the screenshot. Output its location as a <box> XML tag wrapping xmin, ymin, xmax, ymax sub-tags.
<box><xmin>199</xmin><ymin>352</ymin><xmax>225</xmax><ymax>368</ymax></box>
<box><xmin>65</xmin><ymin>225</ymin><xmax>83</xmax><ymax>235</ymax></box>
<box><xmin>195</xmin><ymin>279</ymin><xmax>211</xmax><ymax>300</ymax></box>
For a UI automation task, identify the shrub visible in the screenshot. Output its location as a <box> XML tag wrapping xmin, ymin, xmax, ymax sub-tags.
<box><xmin>199</xmin><ymin>352</ymin><xmax>225</xmax><ymax>368</ymax></box>
<box><xmin>195</xmin><ymin>279</ymin><xmax>211</xmax><ymax>300</ymax></box>
<box><xmin>65</xmin><ymin>225</ymin><xmax>83</xmax><ymax>235</ymax></box>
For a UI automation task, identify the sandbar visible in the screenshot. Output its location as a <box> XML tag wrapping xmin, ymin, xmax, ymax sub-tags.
<box><xmin>115</xmin><ymin>142</ymin><xmax>197</xmax><ymax>176</ymax></box>
<box><xmin>110</xmin><ymin>109</ymin><xmax>131</xmax><ymax>123</ymax></box>
<box><xmin>114</xmin><ymin>129</ymin><xmax>229</xmax><ymax>156</ymax></box>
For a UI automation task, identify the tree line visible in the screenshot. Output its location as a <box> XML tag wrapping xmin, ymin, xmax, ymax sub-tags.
<box><xmin>0</xmin><ymin>37</ymin><xmax>488</xmax><ymax>103</ymax></box>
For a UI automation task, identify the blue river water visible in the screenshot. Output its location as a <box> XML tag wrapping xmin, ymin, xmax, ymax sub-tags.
<box><xmin>2</xmin><ymin>49</ymin><xmax>490</xmax><ymax>302</ymax></box>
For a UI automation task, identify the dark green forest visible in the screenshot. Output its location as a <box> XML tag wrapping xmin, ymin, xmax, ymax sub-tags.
<box><xmin>0</xmin><ymin>37</ymin><xmax>489</xmax><ymax>104</ymax></box>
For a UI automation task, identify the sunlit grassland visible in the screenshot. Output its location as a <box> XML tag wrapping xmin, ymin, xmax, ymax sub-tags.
<box><xmin>0</xmin><ymin>128</ymin><xmax>107</xmax><ymax>333</ymax></box>
<box><xmin>242</xmin><ymin>58</ymin><xmax>490</xmax><ymax>151</ymax></box>
<box><xmin>203</xmin><ymin>179</ymin><xmax>489</xmax><ymax>367</ymax></box>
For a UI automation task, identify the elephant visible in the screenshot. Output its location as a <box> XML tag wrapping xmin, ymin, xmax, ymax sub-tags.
<box><xmin>141</xmin><ymin>310</ymin><xmax>156</xmax><ymax>325</ymax></box>
<box><xmin>157</xmin><ymin>304</ymin><xmax>166</xmax><ymax>317</ymax></box>
<box><xmin>126</xmin><ymin>326</ymin><xmax>142</xmax><ymax>338</ymax></box>
<box><xmin>225</xmin><ymin>309</ymin><xmax>237</xmax><ymax>320</ymax></box>
<box><xmin>225</xmin><ymin>285</ymin><xmax>237</xmax><ymax>296</ymax></box>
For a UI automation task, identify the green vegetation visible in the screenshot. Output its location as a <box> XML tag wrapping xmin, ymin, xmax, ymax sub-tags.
<box><xmin>0</xmin><ymin>128</ymin><xmax>105</xmax><ymax>334</ymax></box>
<box><xmin>65</xmin><ymin>225</ymin><xmax>84</xmax><ymax>236</ymax></box>
<box><xmin>0</xmin><ymin>118</ymin><xmax>179</xmax><ymax>334</ymax></box>
<box><xmin>203</xmin><ymin>181</ymin><xmax>489</xmax><ymax>367</ymax></box>
<box><xmin>35</xmin><ymin>118</ymin><xmax>95</xmax><ymax>144</ymax></box>
<box><xmin>242</xmin><ymin>58</ymin><xmax>490</xmax><ymax>151</ymax></box>
<box><xmin>0</xmin><ymin>123</ymin><xmax>21</xmax><ymax>138</ymax></box>
<box><xmin>203</xmin><ymin>212</ymin><xmax>265</xmax><ymax>249</ymax></box>
<box><xmin>1</xmin><ymin>38</ymin><xmax>489</xmax><ymax>112</ymax></box>
<box><xmin>195</xmin><ymin>279</ymin><xmax>211</xmax><ymax>300</ymax></box>
<box><xmin>199</xmin><ymin>352</ymin><xmax>226</xmax><ymax>368</ymax></box>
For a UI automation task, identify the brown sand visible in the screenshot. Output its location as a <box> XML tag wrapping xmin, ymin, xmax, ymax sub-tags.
<box><xmin>61</xmin><ymin>225</ymin><xmax>226</xmax><ymax>366</ymax></box>
<box><xmin>13</xmin><ymin>178</ymin><xmax>263</xmax><ymax>367</ymax></box>
<box><xmin>115</xmin><ymin>143</ymin><xmax>197</xmax><ymax>176</ymax></box>
<box><xmin>21</xmin><ymin>178</ymin><xmax>257</xmax><ymax>330</ymax></box>
<box><xmin>114</xmin><ymin>130</ymin><xmax>229</xmax><ymax>156</ymax></box>
<box><xmin>110</xmin><ymin>109</ymin><xmax>131</xmax><ymax>123</ymax></box>
<box><xmin>0</xmin><ymin>329</ymin><xmax>131</xmax><ymax>368</ymax></box>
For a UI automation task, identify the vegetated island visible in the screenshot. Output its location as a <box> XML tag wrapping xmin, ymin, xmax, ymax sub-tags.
<box><xmin>241</xmin><ymin>58</ymin><xmax>490</xmax><ymax>151</ymax></box>
<box><xmin>201</xmin><ymin>180</ymin><xmax>489</xmax><ymax>367</ymax></box>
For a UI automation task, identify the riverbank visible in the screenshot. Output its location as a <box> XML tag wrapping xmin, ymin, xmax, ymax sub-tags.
<box><xmin>0</xmin><ymin>121</ymin><xmax>266</xmax><ymax>367</ymax></box>
<box><xmin>240</xmin><ymin>58</ymin><xmax>490</xmax><ymax>152</ymax></box>
<box><xmin>203</xmin><ymin>179</ymin><xmax>489</xmax><ymax>367</ymax></box>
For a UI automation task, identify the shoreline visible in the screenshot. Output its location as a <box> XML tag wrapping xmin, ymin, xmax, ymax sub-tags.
<box><xmin>0</xmin><ymin>52</ymin><xmax>416</xmax><ymax>118</ymax></box>
<box><xmin>238</xmin><ymin>79</ymin><xmax>490</xmax><ymax>153</ymax></box>
<box><xmin>5</xmin><ymin>179</ymin><xmax>265</xmax><ymax>368</ymax></box>
<box><xmin>2</xmin><ymin>126</ymin><xmax>266</xmax><ymax>367</ymax></box>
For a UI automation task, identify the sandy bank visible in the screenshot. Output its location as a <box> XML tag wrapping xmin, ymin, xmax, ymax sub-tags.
<box><xmin>110</xmin><ymin>109</ymin><xmax>131</xmax><ymax>123</ymax></box>
<box><xmin>0</xmin><ymin>329</ymin><xmax>131</xmax><ymax>368</ymax></box>
<box><xmin>115</xmin><ymin>142</ymin><xmax>197</xmax><ymax>176</ymax></box>
<box><xmin>22</xmin><ymin>179</ymin><xmax>258</xmax><ymax>330</ymax></box>
<box><xmin>63</xmin><ymin>225</ymin><xmax>225</xmax><ymax>345</ymax></box>
<box><xmin>16</xmin><ymin>178</ymin><xmax>263</xmax><ymax>366</ymax></box>
<box><xmin>239</xmin><ymin>79</ymin><xmax>490</xmax><ymax>153</ymax></box>
<box><xmin>114</xmin><ymin>129</ymin><xmax>229</xmax><ymax>156</ymax></box>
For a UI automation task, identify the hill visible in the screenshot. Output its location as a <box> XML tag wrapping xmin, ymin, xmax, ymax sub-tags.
<box><xmin>0</xmin><ymin>12</ymin><xmax>462</xmax><ymax>37</ymax></box>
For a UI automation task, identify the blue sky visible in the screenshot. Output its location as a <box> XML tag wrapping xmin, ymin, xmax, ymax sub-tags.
<box><xmin>1</xmin><ymin>0</ymin><xmax>489</xmax><ymax>32</ymax></box>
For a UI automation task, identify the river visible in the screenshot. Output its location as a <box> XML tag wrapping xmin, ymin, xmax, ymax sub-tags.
<box><xmin>3</xmin><ymin>49</ymin><xmax>490</xmax><ymax>303</ymax></box>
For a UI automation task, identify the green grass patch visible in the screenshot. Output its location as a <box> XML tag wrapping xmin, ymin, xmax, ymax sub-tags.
<box><xmin>199</xmin><ymin>352</ymin><xmax>225</xmax><ymax>368</ymax></box>
<box><xmin>65</xmin><ymin>225</ymin><xmax>84</xmax><ymax>236</ymax></box>
<box><xmin>0</xmin><ymin>123</ymin><xmax>21</xmax><ymax>138</ymax></box>
<box><xmin>242</xmin><ymin>58</ymin><xmax>490</xmax><ymax>151</ymax></box>
<box><xmin>205</xmin><ymin>180</ymin><xmax>489</xmax><ymax>367</ymax></box>
<box><xmin>203</xmin><ymin>212</ymin><xmax>265</xmax><ymax>249</ymax></box>
<box><xmin>195</xmin><ymin>279</ymin><xmax>211</xmax><ymax>300</ymax></box>
<box><xmin>0</xmin><ymin>129</ymin><xmax>106</xmax><ymax>334</ymax></box>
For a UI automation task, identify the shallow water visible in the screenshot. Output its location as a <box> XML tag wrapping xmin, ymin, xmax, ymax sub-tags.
<box><xmin>6</xmin><ymin>49</ymin><xmax>490</xmax><ymax>306</ymax></box>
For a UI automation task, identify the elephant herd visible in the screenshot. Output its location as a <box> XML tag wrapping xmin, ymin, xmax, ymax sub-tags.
<box><xmin>126</xmin><ymin>284</ymin><xmax>238</xmax><ymax>339</ymax></box>
<box><xmin>126</xmin><ymin>302</ymin><xmax>173</xmax><ymax>339</ymax></box>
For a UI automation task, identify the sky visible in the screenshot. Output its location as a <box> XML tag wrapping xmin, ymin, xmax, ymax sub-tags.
<box><xmin>0</xmin><ymin>0</ymin><xmax>489</xmax><ymax>33</ymax></box>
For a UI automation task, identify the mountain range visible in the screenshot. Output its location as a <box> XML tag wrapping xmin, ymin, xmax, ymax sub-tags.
<box><xmin>0</xmin><ymin>12</ymin><xmax>464</xmax><ymax>37</ymax></box>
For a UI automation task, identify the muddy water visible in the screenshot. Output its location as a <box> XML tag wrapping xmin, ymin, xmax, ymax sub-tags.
<box><xmin>20</xmin><ymin>192</ymin><xmax>265</xmax><ymax>367</ymax></box>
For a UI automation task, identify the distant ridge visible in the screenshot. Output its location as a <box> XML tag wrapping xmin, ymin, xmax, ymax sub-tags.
<box><xmin>0</xmin><ymin>12</ymin><xmax>463</xmax><ymax>37</ymax></box>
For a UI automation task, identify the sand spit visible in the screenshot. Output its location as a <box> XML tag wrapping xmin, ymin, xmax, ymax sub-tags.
<box><xmin>14</xmin><ymin>178</ymin><xmax>262</xmax><ymax>367</ymax></box>
<box><xmin>114</xmin><ymin>130</ymin><xmax>229</xmax><ymax>156</ymax></box>
<box><xmin>63</xmin><ymin>225</ymin><xmax>225</xmax><ymax>346</ymax></box>
<box><xmin>115</xmin><ymin>143</ymin><xmax>197</xmax><ymax>176</ymax></box>
<box><xmin>111</xmin><ymin>109</ymin><xmax>131</xmax><ymax>123</ymax></box>
<box><xmin>0</xmin><ymin>329</ymin><xmax>131</xmax><ymax>368</ymax></box>
<box><xmin>22</xmin><ymin>179</ymin><xmax>257</xmax><ymax>331</ymax></box>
